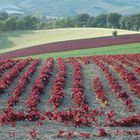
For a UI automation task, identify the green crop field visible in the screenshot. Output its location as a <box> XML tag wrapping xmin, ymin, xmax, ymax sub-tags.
<box><xmin>0</xmin><ymin>28</ymin><xmax>139</xmax><ymax>54</ymax></box>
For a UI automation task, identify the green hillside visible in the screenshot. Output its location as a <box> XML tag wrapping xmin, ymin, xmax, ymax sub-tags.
<box><xmin>0</xmin><ymin>28</ymin><xmax>139</xmax><ymax>54</ymax></box>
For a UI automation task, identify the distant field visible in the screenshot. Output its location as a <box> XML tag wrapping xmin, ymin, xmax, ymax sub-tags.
<box><xmin>0</xmin><ymin>28</ymin><xmax>139</xmax><ymax>54</ymax></box>
<box><xmin>22</xmin><ymin>43</ymin><xmax>140</xmax><ymax>59</ymax></box>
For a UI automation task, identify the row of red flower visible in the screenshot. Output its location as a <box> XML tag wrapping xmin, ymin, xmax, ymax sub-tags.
<box><xmin>92</xmin><ymin>55</ymin><xmax>140</xmax><ymax>98</ymax></box>
<box><xmin>0</xmin><ymin>60</ymin><xmax>17</xmax><ymax>76</ymax></box>
<box><xmin>111</xmin><ymin>53</ymin><xmax>140</xmax><ymax>65</ymax></box>
<box><xmin>27</xmin><ymin>58</ymin><xmax>54</xmax><ymax>112</ymax></box>
<box><xmin>105</xmin><ymin>112</ymin><xmax>140</xmax><ymax>127</ymax></box>
<box><xmin>97</xmin><ymin>55</ymin><xmax>140</xmax><ymax>77</ymax></box>
<box><xmin>0</xmin><ymin>59</ymin><xmax>32</xmax><ymax>93</ymax></box>
<box><xmin>91</xmin><ymin>58</ymin><xmax>134</xmax><ymax>112</ymax></box>
<box><xmin>134</xmin><ymin>65</ymin><xmax>140</xmax><ymax>76</ymax></box>
<box><xmin>99</xmin><ymin>55</ymin><xmax>140</xmax><ymax>97</ymax></box>
<box><xmin>114</xmin><ymin>64</ymin><xmax>140</xmax><ymax>97</ymax></box>
<box><xmin>99</xmin><ymin>55</ymin><xmax>140</xmax><ymax>99</ymax></box>
<box><xmin>57</xmin><ymin>129</ymin><xmax>140</xmax><ymax>139</ymax></box>
<box><xmin>76</xmin><ymin>53</ymin><xmax>140</xmax><ymax>66</ymax></box>
<box><xmin>7</xmin><ymin>60</ymin><xmax>40</xmax><ymax>108</ymax></box>
<box><xmin>93</xmin><ymin>77</ymin><xmax>109</xmax><ymax>107</ymax></box>
<box><xmin>68</xmin><ymin>58</ymin><xmax>88</xmax><ymax>107</ymax></box>
<box><xmin>0</xmin><ymin>106</ymin><xmax>139</xmax><ymax>127</ymax></box>
<box><xmin>0</xmin><ymin>59</ymin><xmax>13</xmax><ymax>66</ymax></box>
<box><xmin>99</xmin><ymin>55</ymin><xmax>134</xmax><ymax>67</ymax></box>
<box><xmin>49</xmin><ymin>58</ymin><xmax>67</xmax><ymax>109</ymax></box>
<box><xmin>0</xmin><ymin>106</ymin><xmax>99</xmax><ymax>126</ymax></box>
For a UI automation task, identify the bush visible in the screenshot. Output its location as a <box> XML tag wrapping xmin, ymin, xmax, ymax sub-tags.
<box><xmin>112</xmin><ymin>30</ymin><xmax>117</xmax><ymax>37</ymax></box>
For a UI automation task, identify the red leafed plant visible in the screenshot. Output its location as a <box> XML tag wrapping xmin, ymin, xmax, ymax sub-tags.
<box><xmin>27</xmin><ymin>58</ymin><xmax>54</xmax><ymax>112</ymax></box>
<box><xmin>49</xmin><ymin>58</ymin><xmax>66</xmax><ymax>109</ymax></box>
<box><xmin>29</xmin><ymin>129</ymin><xmax>37</xmax><ymax>139</ymax></box>
<box><xmin>93</xmin><ymin>77</ymin><xmax>109</xmax><ymax>107</ymax></box>
<box><xmin>68</xmin><ymin>58</ymin><xmax>88</xmax><ymax>107</ymax></box>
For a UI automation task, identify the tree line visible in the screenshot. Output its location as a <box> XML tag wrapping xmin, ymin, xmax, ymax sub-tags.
<box><xmin>0</xmin><ymin>12</ymin><xmax>140</xmax><ymax>32</ymax></box>
<box><xmin>0</xmin><ymin>12</ymin><xmax>45</xmax><ymax>32</ymax></box>
<box><xmin>46</xmin><ymin>13</ymin><xmax>140</xmax><ymax>31</ymax></box>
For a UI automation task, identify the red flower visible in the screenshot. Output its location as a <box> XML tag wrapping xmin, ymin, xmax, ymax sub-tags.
<box><xmin>98</xmin><ymin>128</ymin><xmax>108</xmax><ymax>137</ymax></box>
<box><xmin>29</xmin><ymin>129</ymin><xmax>37</xmax><ymax>139</ymax></box>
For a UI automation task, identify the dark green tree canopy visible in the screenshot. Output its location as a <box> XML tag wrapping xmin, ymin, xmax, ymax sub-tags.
<box><xmin>0</xmin><ymin>12</ymin><xmax>140</xmax><ymax>32</ymax></box>
<box><xmin>107</xmin><ymin>13</ymin><xmax>122</xmax><ymax>28</ymax></box>
<box><xmin>0</xmin><ymin>12</ymin><xmax>8</xmax><ymax>20</ymax></box>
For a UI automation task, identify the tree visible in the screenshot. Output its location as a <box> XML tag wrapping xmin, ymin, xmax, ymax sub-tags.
<box><xmin>112</xmin><ymin>30</ymin><xmax>117</xmax><ymax>37</ymax></box>
<box><xmin>64</xmin><ymin>17</ymin><xmax>76</xmax><ymax>27</ymax></box>
<box><xmin>95</xmin><ymin>14</ymin><xmax>107</xmax><ymax>27</ymax></box>
<box><xmin>130</xmin><ymin>14</ymin><xmax>140</xmax><ymax>31</ymax></box>
<box><xmin>24</xmin><ymin>16</ymin><xmax>39</xmax><ymax>29</ymax></box>
<box><xmin>76</xmin><ymin>13</ymin><xmax>90</xmax><ymax>27</ymax></box>
<box><xmin>0</xmin><ymin>21</ymin><xmax>4</xmax><ymax>32</ymax></box>
<box><xmin>0</xmin><ymin>12</ymin><xmax>8</xmax><ymax>20</ymax></box>
<box><xmin>107</xmin><ymin>13</ymin><xmax>122</xmax><ymax>28</ymax></box>
<box><xmin>15</xmin><ymin>19</ymin><xmax>26</xmax><ymax>30</ymax></box>
<box><xmin>46</xmin><ymin>21</ymin><xmax>56</xmax><ymax>29</ymax></box>
<box><xmin>4</xmin><ymin>17</ymin><xmax>17</xmax><ymax>31</ymax></box>
<box><xmin>36</xmin><ymin>22</ymin><xmax>47</xmax><ymax>30</ymax></box>
<box><xmin>120</xmin><ymin>17</ymin><xmax>127</xmax><ymax>29</ymax></box>
<box><xmin>87</xmin><ymin>16</ymin><xmax>95</xmax><ymax>27</ymax></box>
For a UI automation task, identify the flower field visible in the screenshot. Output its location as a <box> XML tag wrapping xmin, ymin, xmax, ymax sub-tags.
<box><xmin>0</xmin><ymin>34</ymin><xmax>140</xmax><ymax>59</ymax></box>
<box><xmin>0</xmin><ymin>54</ymin><xmax>140</xmax><ymax>139</ymax></box>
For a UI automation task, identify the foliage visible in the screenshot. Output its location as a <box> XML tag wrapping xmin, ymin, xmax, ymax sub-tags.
<box><xmin>45</xmin><ymin>13</ymin><xmax>140</xmax><ymax>31</ymax></box>
<box><xmin>112</xmin><ymin>30</ymin><xmax>117</xmax><ymax>37</ymax></box>
<box><xmin>0</xmin><ymin>12</ymin><xmax>140</xmax><ymax>32</ymax></box>
<box><xmin>0</xmin><ymin>12</ymin><xmax>44</xmax><ymax>32</ymax></box>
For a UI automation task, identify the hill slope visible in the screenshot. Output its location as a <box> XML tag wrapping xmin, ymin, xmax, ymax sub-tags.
<box><xmin>0</xmin><ymin>0</ymin><xmax>140</xmax><ymax>16</ymax></box>
<box><xmin>0</xmin><ymin>28</ymin><xmax>139</xmax><ymax>54</ymax></box>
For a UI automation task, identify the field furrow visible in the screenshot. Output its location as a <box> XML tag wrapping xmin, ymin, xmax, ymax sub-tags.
<box><xmin>0</xmin><ymin>54</ymin><xmax>140</xmax><ymax>139</ymax></box>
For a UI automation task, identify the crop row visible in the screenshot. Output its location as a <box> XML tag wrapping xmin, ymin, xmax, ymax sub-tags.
<box><xmin>49</xmin><ymin>58</ymin><xmax>67</xmax><ymax>109</ymax></box>
<box><xmin>0</xmin><ymin>55</ymin><xmax>139</xmax><ymax>132</ymax></box>
<box><xmin>0</xmin><ymin>59</ymin><xmax>32</xmax><ymax>93</ymax></box>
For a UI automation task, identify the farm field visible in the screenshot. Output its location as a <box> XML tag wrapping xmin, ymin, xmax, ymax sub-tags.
<box><xmin>0</xmin><ymin>28</ymin><xmax>139</xmax><ymax>54</ymax></box>
<box><xmin>22</xmin><ymin>43</ymin><xmax>140</xmax><ymax>59</ymax></box>
<box><xmin>1</xmin><ymin>34</ymin><xmax>140</xmax><ymax>59</ymax></box>
<box><xmin>0</xmin><ymin>54</ymin><xmax>140</xmax><ymax>139</ymax></box>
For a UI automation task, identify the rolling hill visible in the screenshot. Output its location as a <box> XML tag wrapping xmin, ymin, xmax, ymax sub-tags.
<box><xmin>0</xmin><ymin>28</ymin><xmax>139</xmax><ymax>54</ymax></box>
<box><xmin>0</xmin><ymin>0</ymin><xmax>140</xmax><ymax>16</ymax></box>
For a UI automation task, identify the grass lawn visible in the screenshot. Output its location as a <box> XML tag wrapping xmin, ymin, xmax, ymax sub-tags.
<box><xmin>21</xmin><ymin>43</ymin><xmax>140</xmax><ymax>59</ymax></box>
<box><xmin>0</xmin><ymin>28</ymin><xmax>139</xmax><ymax>54</ymax></box>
